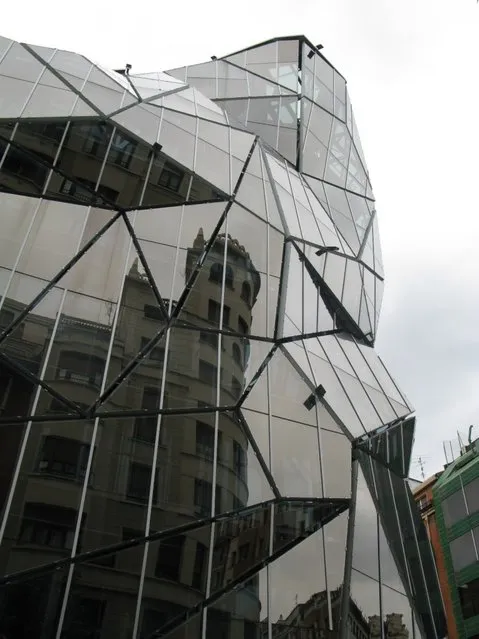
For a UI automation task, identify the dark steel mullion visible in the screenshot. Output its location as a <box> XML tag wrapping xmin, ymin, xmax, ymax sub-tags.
<box><xmin>235</xmin><ymin>408</ymin><xmax>281</xmax><ymax>499</ymax></box>
<box><xmin>0</xmin><ymin>211</ymin><xmax>122</xmax><ymax>346</ymax></box>
<box><xmin>130</xmin><ymin>196</ymin><xmax>229</xmax><ymax>213</ymax></box>
<box><xmin>276</xmin><ymin>328</ymin><xmax>342</xmax><ymax>344</ymax></box>
<box><xmin>174</xmin><ymin>322</ymin><xmax>275</xmax><ymax>344</ymax></box>
<box><xmin>151</xmin><ymin>500</ymin><xmax>349</xmax><ymax>639</ymax></box>
<box><xmin>338</xmin><ymin>457</ymin><xmax>358</xmax><ymax>637</ymax></box>
<box><xmin>0</xmin><ymin>352</ymin><xmax>85</xmax><ymax>417</ymax></box>
<box><xmin>120</xmin><ymin>211</ymin><xmax>168</xmax><ymax>318</ymax></box>
<box><xmin>273</xmin><ymin>240</ymin><xmax>289</xmax><ymax>341</ymax></box>
<box><xmin>0</xmin><ymin>404</ymin><xmax>235</xmax><ymax>426</ymax></box>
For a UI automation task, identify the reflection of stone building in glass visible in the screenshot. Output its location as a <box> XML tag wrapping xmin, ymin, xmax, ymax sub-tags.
<box><xmin>0</xmin><ymin>229</ymin><xmax>263</xmax><ymax>637</ymax></box>
<box><xmin>0</xmin><ymin>34</ymin><xmax>447</xmax><ymax>639</ymax></box>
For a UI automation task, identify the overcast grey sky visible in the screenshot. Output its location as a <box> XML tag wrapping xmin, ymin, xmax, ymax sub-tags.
<box><xmin>3</xmin><ymin>0</ymin><xmax>479</xmax><ymax>477</ymax></box>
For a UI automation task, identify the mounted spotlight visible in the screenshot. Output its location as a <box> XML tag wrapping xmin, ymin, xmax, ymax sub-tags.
<box><xmin>316</xmin><ymin>246</ymin><xmax>339</xmax><ymax>257</ymax></box>
<box><xmin>307</xmin><ymin>49</ymin><xmax>315</xmax><ymax>59</ymax></box>
<box><xmin>316</xmin><ymin>44</ymin><xmax>324</xmax><ymax>50</ymax></box>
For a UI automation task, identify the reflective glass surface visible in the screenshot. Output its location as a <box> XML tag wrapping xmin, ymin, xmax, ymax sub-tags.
<box><xmin>0</xmin><ymin>34</ymin><xmax>446</xmax><ymax>639</ymax></box>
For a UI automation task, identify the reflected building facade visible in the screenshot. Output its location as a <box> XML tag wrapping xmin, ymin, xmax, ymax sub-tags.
<box><xmin>0</xmin><ymin>34</ymin><xmax>446</xmax><ymax>638</ymax></box>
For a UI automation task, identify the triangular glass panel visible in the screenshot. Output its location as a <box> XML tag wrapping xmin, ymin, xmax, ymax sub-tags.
<box><xmin>320</xmin><ymin>427</ymin><xmax>352</xmax><ymax>497</ymax></box>
<box><xmin>0</xmin><ymin>41</ymin><xmax>45</xmax><ymax>84</ymax></box>
<box><xmin>352</xmin><ymin>465</ymin><xmax>380</xmax><ymax>580</ymax></box>
<box><xmin>269</xmin><ymin>527</ymin><xmax>329</xmax><ymax>637</ymax></box>
<box><xmin>350</xmin><ymin>567</ymin><xmax>381</xmax><ymax>630</ymax></box>
<box><xmin>323</xmin><ymin>183</ymin><xmax>360</xmax><ymax>254</ymax></box>
<box><xmin>130</xmin><ymin>70</ymin><xmax>186</xmax><ymax>99</ymax></box>
<box><xmin>371</xmin><ymin>214</ymin><xmax>384</xmax><ymax>278</ymax></box>
<box><xmin>270</xmin><ymin>415</ymin><xmax>322</xmax><ymax>497</ymax></box>
<box><xmin>234</xmin><ymin>143</ymin><xmax>284</xmax><ymax>231</ymax></box>
<box><xmin>301</xmin><ymin>338</ymin><xmax>366</xmax><ymax>438</ymax></box>
<box><xmin>281</xmin><ymin>243</ymin><xmax>336</xmax><ymax>337</ymax></box>
<box><xmin>268</xmin><ymin>348</ymin><xmax>317</xmax><ymax>427</ymax></box>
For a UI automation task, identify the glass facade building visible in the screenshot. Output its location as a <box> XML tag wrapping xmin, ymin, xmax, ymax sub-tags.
<box><xmin>0</xmin><ymin>34</ymin><xmax>446</xmax><ymax>638</ymax></box>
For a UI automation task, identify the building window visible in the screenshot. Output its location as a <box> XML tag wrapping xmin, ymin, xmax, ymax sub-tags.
<box><xmin>442</xmin><ymin>489</ymin><xmax>468</xmax><ymax>527</ymax></box>
<box><xmin>231</xmin><ymin>376</ymin><xmax>243</xmax><ymax>399</ymax></box>
<box><xmin>0</xmin><ymin>308</ymin><xmax>14</xmax><ymax>328</ymax></box>
<box><xmin>1</xmin><ymin>144</ymin><xmax>49</xmax><ymax>192</ymax></box>
<box><xmin>196</xmin><ymin>421</ymin><xmax>215</xmax><ymax>460</ymax></box>
<box><xmin>209</xmin><ymin>263</ymin><xmax>234</xmax><ymax>289</ymax></box>
<box><xmin>192</xmin><ymin>541</ymin><xmax>207</xmax><ymax>590</ymax></box>
<box><xmin>158</xmin><ymin>162</ymin><xmax>184</xmax><ymax>192</ymax></box>
<box><xmin>60</xmin><ymin>177</ymin><xmax>118</xmax><ymax>205</ymax></box>
<box><xmin>208</xmin><ymin>299</ymin><xmax>230</xmax><ymax>327</ymax></box>
<box><xmin>200</xmin><ymin>331</ymin><xmax>218</xmax><ymax>349</ymax></box>
<box><xmin>450</xmin><ymin>530</ymin><xmax>477</xmax><ymax>572</ymax></box>
<box><xmin>127</xmin><ymin>462</ymin><xmax>157</xmax><ymax>503</ymax></box>
<box><xmin>459</xmin><ymin>576</ymin><xmax>479</xmax><ymax>619</ymax></box>
<box><xmin>238</xmin><ymin>543</ymin><xmax>250</xmax><ymax>562</ymax></box>
<box><xmin>155</xmin><ymin>535</ymin><xmax>185</xmax><ymax>581</ymax></box>
<box><xmin>19</xmin><ymin>503</ymin><xmax>77</xmax><ymax>549</ymax></box>
<box><xmin>241</xmin><ymin>281</ymin><xmax>251</xmax><ymax>305</ymax></box>
<box><xmin>83</xmin><ymin>123</ymin><xmax>136</xmax><ymax>168</ymax></box>
<box><xmin>199</xmin><ymin>359</ymin><xmax>217</xmax><ymax>386</ymax></box>
<box><xmin>233</xmin><ymin>441</ymin><xmax>247</xmax><ymax>481</ymax></box>
<box><xmin>140</xmin><ymin>337</ymin><xmax>165</xmax><ymax>362</ymax></box>
<box><xmin>194</xmin><ymin>479</ymin><xmax>221</xmax><ymax>516</ymax></box>
<box><xmin>464</xmin><ymin>477</ymin><xmax>479</xmax><ymax>517</ymax></box>
<box><xmin>37</xmin><ymin>436</ymin><xmax>90</xmax><ymax>481</ymax></box>
<box><xmin>56</xmin><ymin>350</ymin><xmax>105</xmax><ymax>389</ymax></box>
<box><xmin>232</xmin><ymin>343</ymin><xmax>242</xmax><ymax>368</ymax></box>
<box><xmin>134</xmin><ymin>387</ymin><xmax>162</xmax><ymax>443</ymax></box>
<box><xmin>144</xmin><ymin>304</ymin><xmax>164</xmax><ymax>320</ymax></box>
<box><xmin>63</xmin><ymin>597</ymin><xmax>106</xmax><ymax>639</ymax></box>
<box><xmin>238</xmin><ymin>316</ymin><xmax>248</xmax><ymax>335</ymax></box>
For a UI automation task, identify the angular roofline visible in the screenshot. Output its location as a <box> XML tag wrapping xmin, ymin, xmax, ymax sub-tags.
<box><xmin>219</xmin><ymin>34</ymin><xmax>347</xmax><ymax>83</ymax></box>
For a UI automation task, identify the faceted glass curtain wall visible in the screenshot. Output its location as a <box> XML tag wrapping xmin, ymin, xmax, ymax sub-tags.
<box><xmin>0</xmin><ymin>34</ymin><xmax>445</xmax><ymax>638</ymax></box>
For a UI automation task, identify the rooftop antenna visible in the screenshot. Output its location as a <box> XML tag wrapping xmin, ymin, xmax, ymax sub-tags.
<box><xmin>417</xmin><ymin>456</ymin><xmax>426</xmax><ymax>480</ymax></box>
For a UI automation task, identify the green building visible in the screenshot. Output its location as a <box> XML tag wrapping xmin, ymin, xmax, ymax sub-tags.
<box><xmin>434</xmin><ymin>437</ymin><xmax>479</xmax><ymax>638</ymax></box>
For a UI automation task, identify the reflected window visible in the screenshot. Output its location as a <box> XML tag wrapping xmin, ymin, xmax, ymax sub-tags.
<box><xmin>63</xmin><ymin>596</ymin><xmax>106</xmax><ymax>639</ymax></box>
<box><xmin>19</xmin><ymin>503</ymin><xmax>77</xmax><ymax>549</ymax></box>
<box><xmin>83</xmin><ymin>124</ymin><xmax>136</xmax><ymax>169</ymax></box>
<box><xmin>464</xmin><ymin>478</ymin><xmax>479</xmax><ymax>516</ymax></box>
<box><xmin>231</xmin><ymin>376</ymin><xmax>242</xmax><ymax>399</ymax></box>
<box><xmin>0</xmin><ymin>308</ymin><xmax>14</xmax><ymax>328</ymax></box>
<box><xmin>37</xmin><ymin>436</ymin><xmax>90</xmax><ymax>481</ymax></box>
<box><xmin>442</xmin><ymin>489</ymin><xmax>468</xmax><ymax>527</ymax></box>
<box><xmin>196</xmin><ymin>421</ymin><xmax>221</xmax><ymax>460</ymax></box>
<box><xmin>60</xmin><ymin>177</ymin><xmax>118</xmax><ymax>205</ymax></box>
<box><xmin>133</xmin><ymin>387</ymin><xmax>162</xmax><ymax>443</ymax></box>
<box><xmin>208</xmin><ymin>299</ymin><xmax>231</xmax><ymax>326</ymax></box>
<box><xmin>232</xmin><ymin>343</ymin><xmax>242</xmax><ymax>367</ymax></box>
<box><xmin>158</xmin><ymin>162</ymin><xmax>184</xmax><ymax>192</ymax></box>
<box><xmin>209</xmin><ymin>263</ymin><xmax>234</xmax><ymax>289</ymax></box>
<box><xmin>140</xmin><ymin>337</ymin><xmax>165</xmax><ymax>362</ymax></box>
<box><xmin>233</xmin><ymin>441</ymin><xmax>247</xmax><ymax>481</ymax></box>
<box><xmin>200</xmin><ymin>331</ymin><xmax>218</xmax><ymax>348</ymax></box>
<box><xmin>194</xmin><ymin>479</ymin><xmax>221</xmax><ymax>516</ymax></box>
<box><xmin>56</xmin><ymin>350</ymin><xmax>105</xmax><ymax>389</ymax></box>
<box><xmin>155</xmin><ymin>534</ymin><xmax>185</xmax><ymax>581</ymax></box>
<box><xmin>192</xmin><ymin>541</ymin><xmax>207</xmax><ymax>590</ymax></box>
<box><xmin>450</xmin><ymin>530</ymin><xmax>477</xmax><ymax>572</ymax></box>
<box><xmin>0</xmin><ymin>144</ymin><xmax>49</xmax><ymax>193</ymax></box>
<box><xmin>238</xmin><ymin>316</ymin><xmax>249</xmax><ymax>335</ymax></box>
<box><xmin>459</xmin><ymin>576</ymin><xmax>479</xmax><ymax>619</ymax></box>
<box><xmin>199</xmin><ymin>359</ymin><xmax>217</xmax><ymax>386</ymax></box>
<box><xmin>127</xmin><ymin>462</ymin><xmax>157</xmax><ymax>503</ymax></box>
<box><xmin>144</xmin><ymin>303</ymin><xmax>164</xmax><ymax>320</ymax></box>
<box><xmin>241</xmin><ymin>281</ymin><xmax>251</xmax><ymax>305</ymax></box>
